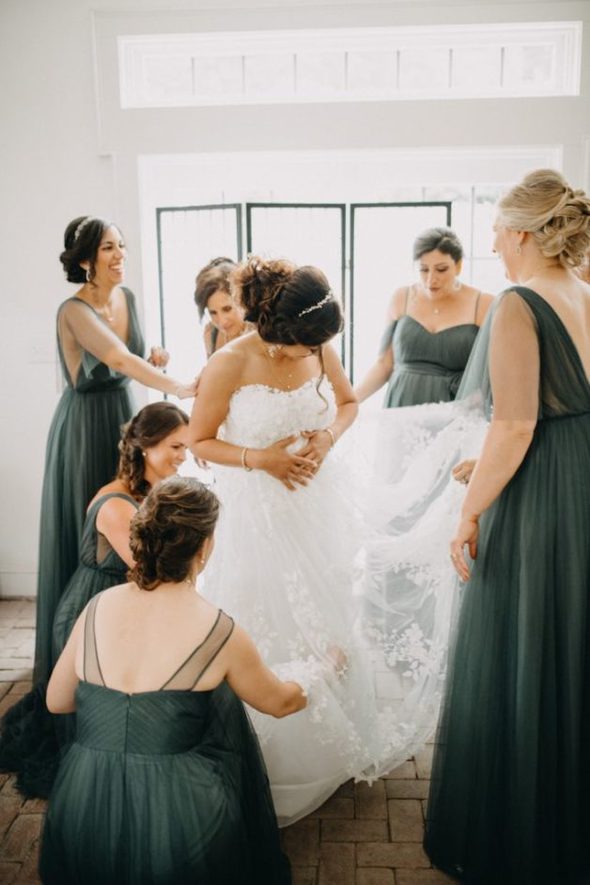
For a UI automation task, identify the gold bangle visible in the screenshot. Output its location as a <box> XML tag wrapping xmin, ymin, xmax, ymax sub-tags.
<box><xmin>324</xmin><ymin>427</ymin><xmax>336</xmax><ymax>447</ymax></box>
<box><xmin>241</xmin><ymin>447</ymin><xmax>253</xmax><ymax>472</ymax></box>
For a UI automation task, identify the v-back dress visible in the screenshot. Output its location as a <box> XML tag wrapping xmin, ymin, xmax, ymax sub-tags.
<box><xmin>0</xmin><ymin>492</ymin><xmax>138</xmax><ymax>799</ymax></box>
<box><xmin>40</xmin><ymin>595</ymin><xmax>290</xmax><ymax>885</ymax></box>
<box><xmin>424</xmin><ymin>287</ymin><xmax>590</xmax><ymax>884</ymax></box>
<box><xmin>381</xmin><ymin>288</ymin><xmax>481</xmax><ymax>407</ymax></box>
<box><xmin>34</xmin><ymin>289</ymin><xmax>144</xmax><ymax>683</ymax></box>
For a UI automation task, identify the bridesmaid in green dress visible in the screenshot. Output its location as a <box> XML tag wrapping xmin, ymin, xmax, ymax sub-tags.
<box><xmin>424</xmin><ymin>169</ymin><xmax>590</xmax><ymax>884</ymax></box>
<box><xmin>40</xmin><ymin>476</ymin><xmax>305</xmax><ymax>884</ymax></box>
<box><xmin>35</xmin><ymin>216</ymin><xmax>196</xmax><ymax>686</ymax></box>
<box><xmin>355</xmin><ymin>228</ymin><xmax>493</xmax><ymax>407</ymax></box>
<box><xmin>0</xmin><ymin>402</ymin><xmax>190</xmax><ymax>798</ymax></box>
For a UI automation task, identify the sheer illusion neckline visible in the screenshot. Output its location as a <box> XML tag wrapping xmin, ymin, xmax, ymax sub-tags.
<box><xmin>514</xmin><ymin>286</ymin><xmax>590</xmax><ymax>387</ymax></box>
<box><xmin>71</xmin><ymin>291</ymin><xmax>131</xmax><ymax>345</ymax></box>
<box><xmin>400</xmin><ymin>315</ymin><xmax>479</xmax><ymax>337</ymax></box>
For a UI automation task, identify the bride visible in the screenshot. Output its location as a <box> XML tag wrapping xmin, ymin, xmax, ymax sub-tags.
<box><xmin>189</xmin><ymin>256</ymin><xmax>475</xmax><ymax>825</ymax></box>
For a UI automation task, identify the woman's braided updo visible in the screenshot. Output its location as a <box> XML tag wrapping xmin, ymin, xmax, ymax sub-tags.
<box><xmin>128</xmin><ymin>477</ymin><xmax>220</xmax><ymax>591</ymax></box>
<box><xmin>497</xmin><ymin>169</ymin><xmax>590</xmax><ymax>268</ymax></box>
<box><xmin>117</xmin><ymin>402</ymin><xmax>189</xmax><ymax>501</ymax></box>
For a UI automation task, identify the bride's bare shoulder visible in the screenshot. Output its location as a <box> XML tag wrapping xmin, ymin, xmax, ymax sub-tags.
<box><xmin>204</xmin><ymin>332</ymin><xmax>259</xmax><ymax>387</ymax></box>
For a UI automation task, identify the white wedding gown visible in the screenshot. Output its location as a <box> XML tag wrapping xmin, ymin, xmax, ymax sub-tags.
<box><xmin>204</xmin><ymin>376</ymin><xmax>488</xmax><ymax>825</ymax></box>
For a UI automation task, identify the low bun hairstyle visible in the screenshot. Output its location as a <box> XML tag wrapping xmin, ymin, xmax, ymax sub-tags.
<box><xmin>128</xmin><ymin>477</ymin><xmax>220</xmax><ymax>591</ymax></box>
<box><xmin>59</xmin><ymin>216</ymin><xmax>116</xmax><ymax>284</ymax></box>
<box><xmin>117</xmin><ymin>402</ymin><xmax>189</xmax><ymax>501</ymax></box>
<box><xmin>232</xmin><ymin>256</ymin><xmax>343</xmax><ymax>347</ymax></box>
<box><xmin>413</xmin><ymin>227</ymin><xmax>463</xmax><ymax>263</ymax></box>
<box><xmin>497</xmin><ymin>169</ymin><xmax>590</xmax><ymax>268</ymax></box>
<box><xmin>194</xmin><ymin>256</ymin><xmax>237</xmax><ymax>320</ymax></box>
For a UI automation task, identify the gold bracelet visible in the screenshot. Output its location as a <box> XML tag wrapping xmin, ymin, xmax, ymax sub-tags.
<box><xmin>324</xmin><ymin>427</ymin><xmax>336</xmax><ymax>447</ymax></box>
<box><xmin>241</xmin><ymin>447</ymin><xmax>253</xmax><ymax>472</ymax></box>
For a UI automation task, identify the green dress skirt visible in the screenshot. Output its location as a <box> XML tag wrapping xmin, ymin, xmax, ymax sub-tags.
<box><xmin>424</xmin><ymin>287</ymin><xmax>590</xmax><ymax>884</ymax></box>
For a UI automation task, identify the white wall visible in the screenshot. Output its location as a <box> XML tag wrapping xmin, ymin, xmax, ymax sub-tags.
<box><xmin>1</xmin><ymin>0</ymin><xmax>589</xmax><ymax>596</ymax></box>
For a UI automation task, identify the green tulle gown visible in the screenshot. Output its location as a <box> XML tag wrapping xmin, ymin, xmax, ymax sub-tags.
<box><xmin>39</xmin><ymin>599</ymin><xmax>291</xmax><ymax>885</ymax></box>
<box><xmin>424</xmin><ymin>287</ymin><xmax>590</xmax><ymax>884</ymax></box>
<box><xmin>382</xmin><ymin>316</ymin><xmax>479</xmax><ymax>407</ymax></box>
<box><xmin>0</xmin><ymin>492</ymin><xmax>136</xmax><ymax>798</ymax></box>
<box><xmin>34</xmin><ymin>289</ymin><xmax>143</xmax><ymax>683</ymax></box>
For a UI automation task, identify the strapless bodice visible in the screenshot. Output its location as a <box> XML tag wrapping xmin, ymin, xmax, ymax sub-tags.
<box><xmin>221</xmin><ymin>376</ymin><xmax>337</xmax><ymax>448</ymax></box>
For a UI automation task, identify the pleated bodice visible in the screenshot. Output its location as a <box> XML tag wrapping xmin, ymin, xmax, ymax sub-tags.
<box><xmin>75</xmin><ymin>682</ymin><xmax>215</xmax><ymax>754</ymax></box>
<box><xmin>385</xmin><ymin>316</ymin><xmax>479</xmax><ymax>407</ymax></box>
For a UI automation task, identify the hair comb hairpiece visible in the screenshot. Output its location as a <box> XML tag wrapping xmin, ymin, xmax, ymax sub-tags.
<box><xmin>297</xmin><ymin>291</ymin><xmax>333</xmax><ymax>318</ymax></box>
<box><xmin>74</xmin><ymin>216</ymin><xmax>94</xmax><ymax>241</ymax></box>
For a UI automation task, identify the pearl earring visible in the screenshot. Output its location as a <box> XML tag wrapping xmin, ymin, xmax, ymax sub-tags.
<box><xmin>142</xmin><ymin>451</ymin><xmax>147</xmax><ymax>457</ymax></box>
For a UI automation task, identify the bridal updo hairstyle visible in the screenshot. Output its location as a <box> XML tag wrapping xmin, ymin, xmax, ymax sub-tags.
<box><xmin>117</xmin><ymin>402</ymin><xmax>189</xmax><ymax>501</ymax></box>
<box><xmin>231</xmin><ymin>256</ymin><xmax>343</xmax><ymax>347</ymax></box>
<box><xmin>129</xmin><ymin>477</ymin><xmax>220</xmax><ymax>591</ymax></box>
<box><xmin>59</xmin><ymin>216</ymin><xmax>116</xmax><ymax>284</ymax></box>
<box><xmin>194</xmin><ymin>256</ymin><xmax>237</xmax><ymax>320</ymax></box>
<box><xmin>496</xmin><ymin>169</ymin><xmax>590</xmax><ymax>269</ymax></box>
<box><xmin>413</xmin><ymin>227</ymin><xmax>463</xmax><ymax>263</ymax></box>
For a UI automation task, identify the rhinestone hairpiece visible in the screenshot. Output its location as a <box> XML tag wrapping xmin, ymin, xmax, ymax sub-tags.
<box><xmin>74</xmin><ymin>216</ymin><xmax>93</xmax><ymax>241</ymax></box>
<box><xmin>297</xmin><ymin>291</ymin><xmax>332</xmax><ymax>318</ymax></box>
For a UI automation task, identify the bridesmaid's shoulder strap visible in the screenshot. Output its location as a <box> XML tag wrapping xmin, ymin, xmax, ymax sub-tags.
<box><xmin>83</xmin><ymin>593</ymin><xmax>106</xmax><ymax>686</ymax></box>
<box><xmin>403</xmin><ymin>285</ymin><xmax>411</xmax><ymax>316</ymax></box>
<box><xmin>161</xmin><ymin>609</ymin><xmax>235</xmax><ymax>691</ymax></box>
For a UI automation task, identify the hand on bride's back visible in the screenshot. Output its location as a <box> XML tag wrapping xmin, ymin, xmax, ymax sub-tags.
<box><xmin>254</xmin><ymin>435</ymin><xmax>317</xmax><ymax>491</ymax></box>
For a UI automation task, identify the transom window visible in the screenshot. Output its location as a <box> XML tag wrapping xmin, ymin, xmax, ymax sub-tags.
<box><xmin>119</xmin><ymin>21</ymin><xmax>582</xmax><ymax>108</ymax></box>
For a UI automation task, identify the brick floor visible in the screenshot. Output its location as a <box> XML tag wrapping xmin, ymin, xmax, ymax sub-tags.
<box><xmin>0</xmin><ymin>599</ymin><xmax>455</xmax><ymax>884</ymax></box>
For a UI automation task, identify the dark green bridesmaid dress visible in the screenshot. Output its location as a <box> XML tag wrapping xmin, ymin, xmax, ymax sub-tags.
<box><xmin>52</xmin><ymin>492</ymin><xmax>138</xmax><ymax>663</ymax></box>
<box><xmin>40</xmin><ymin>597</ymin><xmax>291</xmax><ymax>885</ymax></box>
<box><xmin>0</xmin><ymin>492</ymin><xmax>137</xmax><ymax>798</ymax></box>
<box><xmin>34</xmin><ymin>289</ymin><xmax>144</xmax><ymax>683</ymax></box>
<box><xmin>424</xmin><ymin>287</ymin><xmax>590</xmax><ymax>884</ymax></box>
<box><xmin>381</xmin><ymin>290</ymin><xmax>481</xmax><ymax>407</ymax></box>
